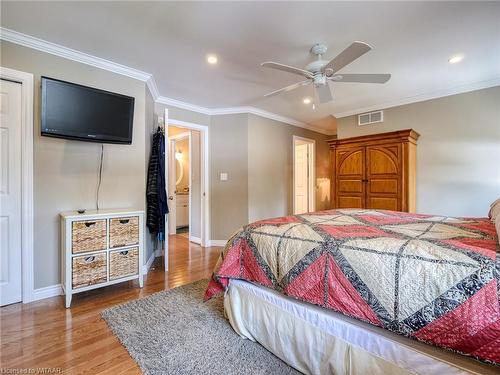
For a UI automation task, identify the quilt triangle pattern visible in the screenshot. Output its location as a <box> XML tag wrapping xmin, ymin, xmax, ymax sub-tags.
<box><xmin>382</xmin><ymin>222</ymin><xmax>483</xmax><ymax>239</ymax></box>
<box><xmin>206</xmin><ymin>208</ymin><xmax>499</xmax><ymax>365</ymax></box>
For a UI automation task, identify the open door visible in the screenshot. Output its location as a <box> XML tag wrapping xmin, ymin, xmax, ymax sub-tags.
<box><xmin>164</xmin><ymin>108</ymin><xmax>170</xmax><ymax>271</ymax></box>
<box><xmin>168</xmin><ymin>138</ymin><xmax>177</xmax><ymax>235</ymax></box>
<box><xmin>293</xmin><ymin>136</ymin><xmax>315</xmax><ymax>215</ymax></box>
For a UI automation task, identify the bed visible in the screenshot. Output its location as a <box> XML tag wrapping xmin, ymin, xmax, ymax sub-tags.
<box><xmin>205</xmin><ymin>208</ymin><xmax>499</xmax><ymax>374</ymax></box>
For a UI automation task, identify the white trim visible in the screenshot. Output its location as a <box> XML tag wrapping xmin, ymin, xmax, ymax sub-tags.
<box><xmin>292</xmin><ymin>136</ymin><xmax>316</xmax><ymax>215</ymax></box>
<box><xmin>33</xmin><ymin>284</ymin><xmax>62</xmax><ymax>302</ymax></box>
<box><xmin>142</xmin><ymin>250</ymin><xmax>156</xmax><ymax>274</ymax></box>
<box><xmin>156</xmin><ymin>95</ymin><xmax>212</xmax><ymax>115</ymax></box>
<box><xmin>209</xmin><ymin>240</ymin><xmax>227</xmax><ymax>247</ymax></box>
<box><xmin>146</xmin><ymin>76</ymin><xmax>160</xmax><ymax>100</ymax></box>
<box><xmin>189</xmin><ymin>236</ymin><xmax>202</xmax><ymax>245</ymax></box>
<box><xmin>0</xmin><ymin>67</ymin><xmax>35</xmax><ymax>304</ymax></box>
<box><xmin>1</xmin><ymin>28</ymin><xmax>152</xmax><ymax>82</ymax></box>
<box><xmin>0</xmin><ymin>27</ymin><xmax>331</xmax><ymax>134</ymax></box>
<box><xmin>211</xmin><ymin>106</ymin><xmax>307</xmax><ymax>129</ymax></box>
<box><xmin>5</xmin><ymin>27</ymin><xmax>498</xmax><ymax>132</ymax></box>
<box><xmin>335</xmin><ymin>77</ymin><xmax>500</xmax><ymax>118</ymax></box>
<box><xmin>168</xmin><ymin>117</ymin><xmax>210</xmax><ymax>247</ymax></box>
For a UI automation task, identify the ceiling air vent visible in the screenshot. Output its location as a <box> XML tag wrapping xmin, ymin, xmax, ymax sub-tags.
<box><xmin>358</xmin><ymin>110</ymin><xmax>383</xmax><ymax>126</ymax></box>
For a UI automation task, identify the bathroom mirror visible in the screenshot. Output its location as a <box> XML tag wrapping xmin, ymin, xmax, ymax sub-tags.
<box><xmin>175</xmin><ymin>158</ymin><xmax>183</xmax><ymax>186</ymax></box>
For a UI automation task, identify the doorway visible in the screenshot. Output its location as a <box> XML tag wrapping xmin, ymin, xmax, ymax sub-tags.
<box><xmin>293</xmin><ymin>136</ymin><xmax>315</xmax><ymax>215</ymax></box>
<box><xmin>0</xmin><ymin>68</ymin><xmax>34</xmax><ymax>306</ymax></box>
<box><xmin>162</xmin><ymin>110</ymin><xmax>210</xmax><ymax>271</ymax></box>
<box><xmin>168</xmin><ymin>129</ymin><xmax>192</xmax><ymax>238</ymax></box>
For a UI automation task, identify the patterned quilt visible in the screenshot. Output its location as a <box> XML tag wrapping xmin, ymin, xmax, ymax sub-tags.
<box><xmin>205</xmin><ymin>209</ymin><xmax>500</xmax><ymax>365</ymax></box>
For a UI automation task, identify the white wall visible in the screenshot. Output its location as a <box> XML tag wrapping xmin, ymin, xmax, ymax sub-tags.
<box><xmin>337</xmin><ymin>86</ymin><xmax>500</xmax><ymax>217</ymax></box>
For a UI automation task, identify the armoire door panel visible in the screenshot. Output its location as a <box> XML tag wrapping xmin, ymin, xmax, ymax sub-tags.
<box><xmin>369</xmin><ymin>179</ymin><xmax>398</xmax><ymax>194</ymax></box>
<box><xmin>338</xmin><ymin>196</ymin><xmax>363</xmax><ymax>208</ymax></box>
<box><xmin>335</xmin><ymin>147</ymin><xmax>365</xmax><ymax>210</ymax></box>
<box><xmin>368</xmin><ymin>197</ymin><xmax>399</xmax><ymax>211</ymax></box>
<box><xmin>337</xmin><ymin>149</ymin><xmax>364</xmax><ymax>176</ymax></box>
<box><xmin>338</xmin><ymin>180</ymin><xmax>363</xmax><ymax>193</ymax></box>
<box><xmin>366</xmin><ymin>145</ymin><xmax>400</xmax><ymax>175</ymax></box>
<box><xmin>366</xmin><ymin>144</ymin><xmax>401</xmax><ymax>211</ymax></box>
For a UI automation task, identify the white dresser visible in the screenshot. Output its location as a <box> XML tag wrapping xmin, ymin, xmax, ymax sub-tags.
<box><xmin>60</xmin><ymin>209</ymin><xmax>144</xmax><ymax>308</ymax></box>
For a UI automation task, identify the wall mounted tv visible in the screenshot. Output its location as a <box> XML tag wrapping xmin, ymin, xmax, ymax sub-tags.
<box><xmin>41</xmin><ymin>77</ymin><xmax>135</xmax><ymax>144</ymax></box>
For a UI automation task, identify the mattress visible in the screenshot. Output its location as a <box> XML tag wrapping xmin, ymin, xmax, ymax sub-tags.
<box><xmin>224</xmin><ymin>279</ymin><xmax>498</xmax><ymax>375</ymax></box>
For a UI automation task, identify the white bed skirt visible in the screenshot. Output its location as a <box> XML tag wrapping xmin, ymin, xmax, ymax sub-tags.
<box><xmin>224</xmin><ymin>279</ymin><xmax>497</xmax><ymax>375</ymax></box>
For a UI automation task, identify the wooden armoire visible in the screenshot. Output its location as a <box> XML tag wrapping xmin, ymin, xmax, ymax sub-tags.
<box><xmin>328</xmin><ymin>129</ymin><xmax>419</xmax><ymax>212</ymax></box>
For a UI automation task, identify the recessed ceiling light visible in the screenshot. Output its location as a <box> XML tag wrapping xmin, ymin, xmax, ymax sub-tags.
<box><xmin>303</xmin><ymin>97</ymin><xmax>312</xmax><ymax>104</ymax></box>
<box><xmin>448</xmin><ymin>54</ymin><xmax>464</xmax><ymax>64</ymax></box>
<box><xmin>206</xmin><ymin>54</ymin><xmax>218</xmax><ymax>65</ymax></box>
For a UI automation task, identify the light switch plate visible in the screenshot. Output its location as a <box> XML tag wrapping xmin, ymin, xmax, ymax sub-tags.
<box><xmin>220</xmin><ymin>172</ymin><xmax>228</xmax><ymax>181</ymax></box>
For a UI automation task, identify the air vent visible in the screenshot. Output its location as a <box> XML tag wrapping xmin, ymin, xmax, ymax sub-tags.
<box><xmin>358</xmin><ymin>110</ymin><xmax>383</xmax><ymax>126</ymax></box>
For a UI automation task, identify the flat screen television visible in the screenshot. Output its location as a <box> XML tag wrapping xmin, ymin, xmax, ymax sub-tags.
<box><xmin>41</xmin><ymin>76</ymin><xmax>135</xmax><ymax>144</ymax></box>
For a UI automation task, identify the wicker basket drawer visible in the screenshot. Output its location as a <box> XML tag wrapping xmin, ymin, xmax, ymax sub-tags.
<box><xmin>72</xmin><ymin>253</ymin><xmax>107</xmax><ymax>289</ymax></box>
<box><xmin>71</xmin><ymin>220</ymin><xmax>107</xmax><ymax>254</ymax></box>
<box><xmin>109</xmin><ymin>247</ymin><xmax>139</xmax><ymax>280</ymax></box>
<box><xmin>109</xmin><ymin>216</ymin><xmax>139</xmax><ymax>248</ymax></box>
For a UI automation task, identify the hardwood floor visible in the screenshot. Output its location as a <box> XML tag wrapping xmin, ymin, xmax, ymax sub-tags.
<box><xmin>0</xmin><ymin>235</ymin><xmax>221</xmax><ymax>374</ymax></box>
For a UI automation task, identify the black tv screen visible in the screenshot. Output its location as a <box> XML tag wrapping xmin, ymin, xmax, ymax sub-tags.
<box><xmin>41</xmin><ymin>77</ymin><xmax>134</xmax><ymax>144</ymax></box>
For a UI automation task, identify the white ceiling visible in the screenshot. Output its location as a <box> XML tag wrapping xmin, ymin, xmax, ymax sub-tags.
<box><xmin>2</xmin><ymin>1</ymin><xmax>500</xmax><ymax>133</ymax></box>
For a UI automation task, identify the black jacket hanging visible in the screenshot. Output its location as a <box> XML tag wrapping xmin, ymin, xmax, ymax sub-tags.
<box><xmin>146</xmin><ymin>128</ymin><xmax>168</xmax><ymax>236</ymax></box>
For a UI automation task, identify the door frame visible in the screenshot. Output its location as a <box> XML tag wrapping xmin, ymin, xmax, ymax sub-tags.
<box><xmin>0</xmin><ymin>67</ymin><xmax>34</xmax><ymax>304</ymax></box>
<box><xmin>168</xmin><ymin>131</ymin><xmax>191</xmax><ymax>235</ymax></box>
<box><xmin>164</xmin><ymin>109</ymin><xmax>210</xmax><ymax>249</ymax></box>
<box><xmin>292</xmin><ymin>135</ymin><xmax>315</xmax><ymax>214</ymax></box>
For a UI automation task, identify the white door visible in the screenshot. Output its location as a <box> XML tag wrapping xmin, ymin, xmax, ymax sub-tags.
<box><xmin>294</xmin><ymin>143</ymin><xmax>309</xmax><ymax>214</ymax></box>
<box><xmin>163</xmin><ymin>109</ymin><xmax>170</xmax><ymax>271</ymax></box>
<box><xmin>0</xmin><ymin>79</ymin><xmax>23</xmax><ymax>306</ymax></box>
<box><xmin>167</xmin><ymin>138</ymin><xmax>177</xmax><ymax>234</ymax></box>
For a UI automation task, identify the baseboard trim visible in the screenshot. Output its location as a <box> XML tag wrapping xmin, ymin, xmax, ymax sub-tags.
<box><xmin>209</xmin><ymin>240</ymin><xmax>227</xmax><ymax>247</ymax></box>
<box><xmin>189</xmin><ymin>236</ymin><xmax>201</xmax><ymax>245</ymax></box>
<box><xmin>32</xmin><ymin>284</ymin><xmax>62</xmax><ymax>302</ymax></box>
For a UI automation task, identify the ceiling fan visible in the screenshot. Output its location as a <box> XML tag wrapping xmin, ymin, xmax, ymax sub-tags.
<box><xmin>261</xmin><ymin>42</ymin><xmax>391</xmax><ymax>104</ymax></box>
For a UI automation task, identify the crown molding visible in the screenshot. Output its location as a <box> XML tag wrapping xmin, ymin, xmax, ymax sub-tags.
<box><xmin>0</xmin><ymin>27</ymin><xmax>329</xmax><ymax>132</ymax></box>
<box><xmin>7</xmin><ymin>27</ymin><xmax>497</xmax><ymax>134</ymax></box>
<box><xmin>146</xmin><ymin>77</ymin><xmax>160</xmax><ymax>100</ymax></box>
<box><xmin>156</xmin><ymin>96</ymin><xmax>331</xmax><ymax>134</ymax></box>
<box><xmin>156</xmin><ymin>95</ymin><xmax>212</xmax><ymax>115</ymax></box>
<box><xmin>334</xmin><ymin>77</ymin><xmax>500</xmax><ymax>118</ymax></box>
<box><xmin>1</xmin><ymin>27</ymin><xmax>152</xmax><ymax>82</ymax></box>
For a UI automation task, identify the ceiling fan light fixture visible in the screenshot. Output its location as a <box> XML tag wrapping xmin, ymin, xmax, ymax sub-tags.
<box><xmin>303</xmin><ymin>97</ymin><xmax>312</xmax><ymax>104</ymax></box>
<box><xmin>206</xmin><ymin>54</ymin><xmax>218</xmax><ymax>65</ymax></box>
<box><xmin>448</xmin><ymin>54</ymin><xmax>464</xmax><ymax>64</ymax></box>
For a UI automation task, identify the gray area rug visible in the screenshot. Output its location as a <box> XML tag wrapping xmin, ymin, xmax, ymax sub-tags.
<box><xmin>102</xmin><ymin>279</ymin><xmax>300</xmax><ymax>375</ymax></box>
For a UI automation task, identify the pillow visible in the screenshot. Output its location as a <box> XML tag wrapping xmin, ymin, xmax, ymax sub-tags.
<box><xmin>488</xmin><ymin>198</ymin><xmax>500</xmax><ymax>220</ymax></box>
<box><xmin>496</xmin><ymin>216</ymin><xmax>500</xmax><ymax>245</ymax></box>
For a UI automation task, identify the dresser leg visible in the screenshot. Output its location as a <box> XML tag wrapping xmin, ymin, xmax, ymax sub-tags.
<box><xmin>65</xmin><ymin>293</ymin><xmax>72</xmax><ymax>308</ymax></box>
<box><xmin>139</xmin><ymin>275</ymin><xmax>144</xmax><ymax>288</ymax></box>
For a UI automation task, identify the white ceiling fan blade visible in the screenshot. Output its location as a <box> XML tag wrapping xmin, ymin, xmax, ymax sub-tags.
<box><xmin>329</xmin><ymin>73</ymin><xmax>391</xmax><ymax>84</ymax></box>
<box><xmin>261</xmin><ymin>62</ymin><xmax>314</xmax><ymax>79</ymax></box>
<box><xmin>316</xmin><ymin>84</ymin><xmax>332</xmax><ymax>104</ymax></box>
<box><xmin>263</xmin><ymin>80</ymin><xmax>311</xmax><ymax>97</ymax></box>
<box><xmin>324</xmin><ymin>41</ymin><xmax>372</xmax><ymax>74</ymax></box>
